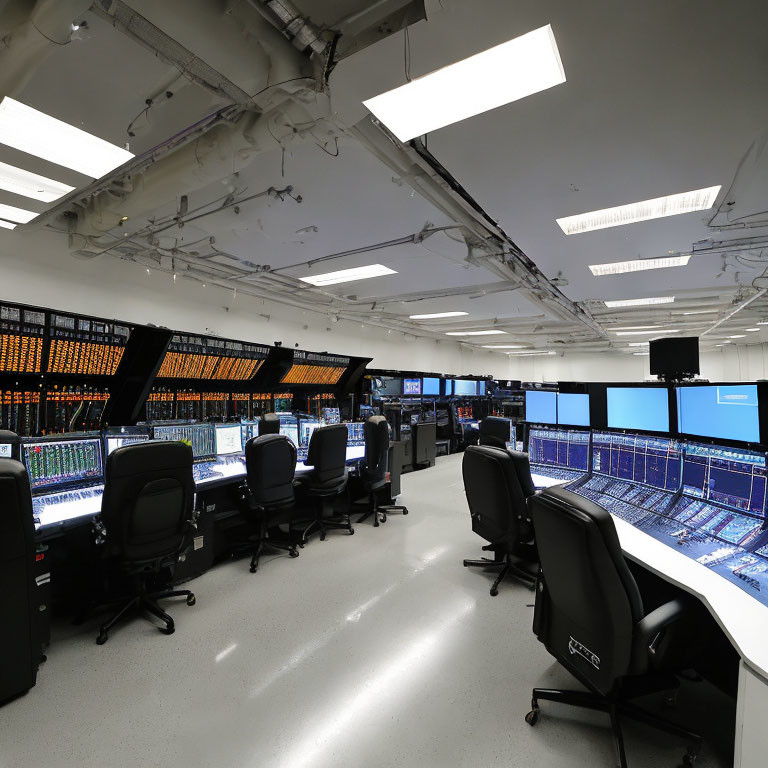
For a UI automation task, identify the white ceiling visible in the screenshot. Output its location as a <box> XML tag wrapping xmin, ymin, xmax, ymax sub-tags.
<box><xmin>3</xmin><ymin>0</ymin><xmax>768</xmax><ymax>356</ymax></box>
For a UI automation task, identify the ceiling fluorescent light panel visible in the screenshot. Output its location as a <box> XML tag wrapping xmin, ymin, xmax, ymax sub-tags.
<box><xmin>0</xmin><ymin>202</ymin><xmax>37</xmax><ymax>223</ymax></box>
<box><xmin>557</xmin><ymin>186</ymin><xmax>721</xmax><ymax>235</ymax></box>
<box><xmin>0</xmin><ymin>218</ymin><xmax>16</xmax><ymax>230</ymax></box>
<box><xmin>0</xmin><ymin>160</ymin><xmax>74</xmax><ymax>202</ymax></box>
<box><xmin>363</xmin><ymin>25</ymin><xmax>566</xmax><ymax>142</ymax></box>
<box><xmin>299</xmin><ymin>264</ymin><xmax>397</xmax><ymax>286</ymax></box>
<box><xmin>445</xmin><ymin>330</ymin><xmax>507</xmax><ymax>336</ymax></box>
<box><xmin>409</xmin><ymin>311</ymin><xmax>468</xmax><ymax>319</ymax></box>
<box><xmin>604</xmin><ymin>296</ymin><xmax>674</xmax><ymax>308</ymax></box>
<box><xmin>589</xmin><ymin>255</ymin><xmax>690</xmax><ymax>276</ymax></box>
<box><xmin>0</xmin><ymin>97</ymin><xmax>134</xmax><ymax>179</ymax></box>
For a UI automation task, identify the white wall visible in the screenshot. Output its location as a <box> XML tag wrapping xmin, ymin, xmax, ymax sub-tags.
<box><xmin>0</xmin><ymin>229</ymin><xmax>509</xmax><ymax>377</ymax></box>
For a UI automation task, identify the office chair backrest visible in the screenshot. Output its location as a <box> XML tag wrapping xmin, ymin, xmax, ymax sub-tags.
<box><xmin>462</xmin><ymin>445</ymin><xmax>532</xmax><ymax>549</ymax></box>
<box><xmin>0</xmin><ymin>458</ymin><xmax>42</xmax><ymax>696</ymax></box>
<box><xmin>306</xmin><ymin>424</ymin><xmax>348</xmax><ymax>483</ymax></box>
<box><xmin>364</xmin><ymin>416</ymin><xmax>389</xmax><ymax>484</ymax></box>
<box><xmin>245</xmin><ymin>434</ymin><xmax>296</xmax><ymax>507</ymax></box>
<box><xmin>530</xmin><ymin>486</ymin><xmax>644</xmax><ymax>696</ymax></box>
<box><xmin>478</xmin><ymin>417</ymin><xmax>510</xmax><ymax>449</ymax></box>
<box><xmin>101</xmin><ymin>441</ymin><xmax>195</xmax><ymax>563</ymax></box>
<box><xmin>258</xmin><ymin>413</ymin><xmax>281</xmax><ymax>436</ymax></box>
<box><xmin>509</xmin><ymin>449</ymin><xmax>536</xmax><ymax>499</ymax></box>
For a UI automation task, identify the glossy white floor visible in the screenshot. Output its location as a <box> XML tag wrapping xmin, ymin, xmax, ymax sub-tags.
<box><xmin>1</xmin><ymin>454</ymin><xmax>736</xmax><ymax>768</ymax></box>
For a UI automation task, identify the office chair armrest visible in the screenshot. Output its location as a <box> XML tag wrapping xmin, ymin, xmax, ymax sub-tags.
<box><xmin>632</xmin><ymin>597</ymin><xmax>688</xmax><ymax>670</ymax></box>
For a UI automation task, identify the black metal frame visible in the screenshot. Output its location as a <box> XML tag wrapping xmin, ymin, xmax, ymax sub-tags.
<box><xmin>463</xmin><ymin>544</ymin><xmax>536</xmax><ymax>596</ymax></box>
<box><xmin>525</xmin><ymin>686</ymin><xmax>702</xmax><ymax>768</ymax></box>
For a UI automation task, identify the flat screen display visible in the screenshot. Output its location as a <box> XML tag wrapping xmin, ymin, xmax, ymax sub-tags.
<box><xmin>215</xmin><ymin>424</ymin><xmax>243</xmax><ymax>455</ymax></box>
<box><xmin>378</xmin><ymin>378</ymin><xmax>401</xmax><ymax>396</ymax></box>
<box><xmin>453</xmin><ymin>379</ymin><xmax>476</xmax><ymax>396</ymax></box>
<box><xmin>423</xmin><ymin>377</ymin><xmax>441</xmax><ymax>396</ymax></box>
<box><xmin>403</xmin><ymin>378</ymin><xmax>421</xmax><ymax>395</ymax></box>
<box><xmin>525</xmin><ymin>390</ymin><xmax>556</xmax><ymax>424</ymax></box>
<box><xmin>606</xmin><ymin>387</ymin><xmax>669</xmax><ymax>433</ymax></box>
<box><xmin>677</xmin><ymin>384</ymin><xmax>760</xmax><ymax>444</ymax></box>
<box><xmin>557</xmin><ymin>393</ymin><xmax>590</xmax><ymax>427</ymax></box>
<box><xmin>106</xmin><ymin>434</ymin><xmax>151</xmax><ymax>455</ymax></box>
<box><xmin>300</xmin><ymin>420</ymin><xmax>322</xmax><ymax>447</ymax></box>
<box><xmin>280</xmin><ymin>424</ymin><xmax>299</xmax><ymax>447</ymax></box>
<box><xmin>478</xmin><ymin>381</ymin><xmax>486</xmax><ymax>396</ymax></box>
<box><xmin>0</xmin><ymin>443</ymin><xmax>11</xmax><ymax>458</ymax></box>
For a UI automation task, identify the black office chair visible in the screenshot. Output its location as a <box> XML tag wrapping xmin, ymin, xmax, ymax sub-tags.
<box><xmin>356</xmin><ymin>416</ymin><xmax>409</xmax><ymax>527</ymax></box>
<box><xmin>462</xmin><ymin>445</ymin><xmax>537</xmax><ymax>595</ymax></box>
<box><xmin>526</xmin><ymin>486</ymin><xmax>701</xmax><ymax>768</ymax></box>
<box><xmin>239</xmin><ymin>434</ymin><xmax>300</xmax><ymax>572</ymax></box>
<box><xmin>477</xmin><ymin>416</ymin><xmax>511</xmax><ymax>449</ymax></box>
<box><xmin>258</xmin><ymin>413</ymin><xmax>281</xmax><ymax>436</ymax></box>
<box><xmin>96</xmin><ymin>441</ymin><xmax>197</xmax><ymax>644</ymax></box>
<box><xmin>0</xmin><ymin>458</ymin><xmax>44</xmax><ymax>703</ymax></box>
<box><xmin>296</xmin><ymin>424</ymin><xmax>353</xmax><ymax>541</ymax></box>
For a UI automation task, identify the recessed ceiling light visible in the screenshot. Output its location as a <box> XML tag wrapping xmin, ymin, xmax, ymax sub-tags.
<box><xmin>0</xmin><ymin>202</ymin><xmax>37</xmax><ymax>224</ymax></box>
<box><xmin>604</xmin><ymin>296</ymin><xmax>675</xmax><ymax>308</ymax></box>
<box><xmin>714</xmin><ymin>344</ymin><xmax>725</xmax><ymax>347</ymax></box>
<box><xmin>0</xmin><ymin>219</ymin><xmax>17</xmax><ymax>230</ymax></box>
<box><xmin>481</xmin><ymin>344</ymin><xmax>526</xmax><ymax>349</ymax></box>
<box><xmin>611</xmin><ymin>325</ymin><xmax>660</xmax><ymax>331</ymax></box>
<box><xmin>0</xmin><ymin>160</ymin><xmax>74</xmax><ymax>202</ymax></box>
<box><xmin>728</xmin><ymin>335</ymin><xmax>746</xmax><ymax>339</ymax></box>
<box><xmin>409</xmin><ymin>311</ymin><xmax>469</xmax><ymax>319</ymax></box>
<box><xmin>363</xmin><ymin>25</ymin><xmax>566</xmax><ymax>142</ymax></box>
<box><xmin>299</xmin><ymin>264</ymin><xmax>397</xmax><ymax>286</ymax></box>
<box><xmin>627</xmin><ymin>342</ymin><xmax>649</xmax><ymax>347</ymax></box>
<box><xmin>445</xmin><ymin>330</ymin><xmax>507</xmax><ymax>336</ymax></box>
<box><xmin>505</xmin><ymin>350</ymin><xmax>555</xmax><ymax>356</ymax></box>
<box><xmin>589</xmin><ymin>255</ymin><xmax>690</xmax><ymax>276</ymax></box>
<box><xmin>682</xmin><ymin>309</ymin><xmax>718</xmax><ymax>315</ymax></box>
<box><xmin>745</xmin><ymin>327</ymin><xmax>760</xmax><ymax>332</ymax></box>
<box><xmin>614</xmin><ymin>329</ymin><xmax>681</xmax><ymax>336</ymax></box>
<box><xmin>557</xmin><ymin>186</ymin><xmax>721</xmax><ymax>235</ymax></box>
<box><xmin>633</xmin><ymin>352</ymin><xmax>650</xmax><ymax>356</ymax></box>
<box><xmin>0</xmin><ymin>97</ymin><xmax>134</xmax><ymax>179</ymax></box>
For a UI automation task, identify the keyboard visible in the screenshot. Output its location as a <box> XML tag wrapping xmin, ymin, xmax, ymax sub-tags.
<box><xmin>32</xmin><ymin>485</ymin><xmax>104</xmax><ymax>529</ymax></box>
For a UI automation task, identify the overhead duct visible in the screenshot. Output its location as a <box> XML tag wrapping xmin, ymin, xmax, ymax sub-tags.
<box><xmin>0</xmin><ymin>0</ymin><xmax>93</xmax><ymax>97</ymax></box>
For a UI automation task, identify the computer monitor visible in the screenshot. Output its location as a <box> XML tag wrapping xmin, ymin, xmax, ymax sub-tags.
<box><xmin>403</xmin><ymin>378</ymin><xmax>421</xmax><ymax>396</ymax></box>
<box><xmin>682</xmin><ymin>441</ymin><xmax>766</xmax><ymax>517</ymax></box>
<box><xmin>677</xmin><ymin>384</ymin><xmax>760</xmax><ymax>444</ymax></box>
<box><xmin>606</xmin><ymin>387</ymin><xmax>669</xmax><ymax>433</ymax></box>
<box><xmin>0</xmin><ymin>444</ymin><xmax>11</xmax><ymax>458</ymax></box>
<box><xmin>452</xmin><ymin>379</ymin><xmax>476</xmax><ymax>396</ymax></box>
<box><xmin>279</xmin><ymin>418</ymin><xmax>299</xmax><ymax>446</ymax></box>
<box><xmin>557</xmin><ymin>393</ymin><xmax>590</xmax><ymax>427</ymax></box>
<box><xmin>300</xmin><ymin>420</ymin><xmax>322</xmax><ymax>447</ymax></box>
<box><xmin>477</xmin><ymin>380</ymin><xmax>486</xmax><ymax>396</ymax></box>
<box><xmin>346</xmin><ymin>422</ymin><xmax>365</xmax><ymax>443</ymax></box>
<box><xmin>106</xmin><ymin>434</ymin><xmax>151</xmax><ymax>455</ymax></box>
<box><xmin>592</xmin><ymin>431</ymin><xmax>681</xmax><ymax>492</ymax></box>
<box><xmin>214</xmin><ymin>424</ymin><xmax>243</xmax><ymax>455</ymax></box>
<box><xmin>322</xmin><ymin>407</ymin><xmax>340</xmax><ymax>424</ymax></box>
<box><xmin>377</xmin><ymin>378</ymin><xmax>401</xmax><ymax>396</ymax></box>
<box><xmin>22</xmin><ymin>436</ymin><xmax>104</xmax><ymax>491</ymax></box>
<box><xmin>525</xmin><ymin>390</ymin><xmax>556</xmax><ymax>424</ymax></box>
<box><xmin>423</xmin><ymin>377</ymin><xmax>441</xmax><ymax>396</ymax></box>
<box><xmin>240</xmin><ymin>420</ymin><xmax>259</xmax><ymax>445</ymax></box>
<box><xmin>529</xmin><ymin>427</ymin><xmax>590</xmax><ymax>471</ymax></box>
<box><xmin>152</xmin><ymin>424</ymin><xmax>215</xmax><ymax>460</ymax></box>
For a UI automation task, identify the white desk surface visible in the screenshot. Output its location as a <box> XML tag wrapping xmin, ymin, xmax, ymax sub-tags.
<box><xmin>613</xmin><ymin>514</ymin><xmax>768</xmax><ymax>682</ymax></box>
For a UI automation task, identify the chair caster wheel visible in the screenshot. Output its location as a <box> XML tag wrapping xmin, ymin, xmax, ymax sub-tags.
<box><xmin>490</xmin><ymin>587</ymin><xmax>499</xmax><ymax>597</ymax></box>
<box><xmin>349</xmin><ymin>528</ymin><xmax>355</xmax><ymax>535</ymax></box>
<box><xmin>403</xmin><ymin>510</ymin><xmax>409</xmax><ymax>515</ymax></box>
<box><xmin>96</xmin><ymin>632</ymin><xmax>108</xmax><ymax>645</ymax></box>
<box><xmin>373</xmin><ymin>520</ymin><xmax>379</xmax><ymax>527</ymax></box>
<box><xmin>250</xmin><ymin>566</ymin><xmax>258</xmax><ymax>573</ymax></box>
<box><xmin>681</xmin><ymin>747</ymin><xmax>698</xmax><ymax>766</ymax></box>
<box><xmin>289</xmin><ymin>548</ymin><xmax>299</xmax><ymax>558</ymax></box>
<box><xmin>525</xmin><ymin>709</ymin><xmax>539</xmax><ymax>726</ymax></box>
<box><xmin>187</xmin><ymin>595</ymin><xmax>196</xmax><ymax>606</ymax></box>
<box><xmin>160</xmin><ymin>622</ymin><xmax>175</xmax><ymax>635</ymax></box>
<box><xmin>381</xmin><ymin>516</ymin><xmax>387</xmax><ymax>523</ymax></box>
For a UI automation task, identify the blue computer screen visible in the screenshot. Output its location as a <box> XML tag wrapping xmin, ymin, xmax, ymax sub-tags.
<box><xmin>677</xmin><ymin>385</ymin><xmax>760</xmax><ymax>444</ymax></box>
<box><xmin>478</xmin><ymin>381</ymin><xmax>486</xmax><ymax>396</ymax></box>
<box><xmin>403</xmin><ymin>378</ymin><xmax>421</xmax><ymax>395</ymax></box>
<box><xmin>528</xmin><ymin>428</ymin><xmax>590</xmax><ymax>471</ymax></box>
<box><xmin>423</xmin><ymin>377</ymin><xmax>441</xmax><ymax>396</ymax></box>
<box><xmin>525</xmin><ymin>390</ymin><xmax>556</xmax><ymax>424</ymax></box>
<box><xmin>453</xmin><ymin>379</ymin><xmax>476</xmax><ymax>396</ymax></box>
<box><xmin>557</xmin><ymin>393</ymin><xmax>590</xmax><ymax>427</ymax></box>
<box><xmin>606</xmin><ymin>387</ymin><xmax>669</xmax><ymax>433</ymax></box>
<box><xmin>592</xmin><ymin>432</ymin><xmax>681</xmax><ymax>491</ymax></box>
<box><xmin>682</xmin><ymin>441</ymin><xmax>766</xmax><ymax>517</ymax></box>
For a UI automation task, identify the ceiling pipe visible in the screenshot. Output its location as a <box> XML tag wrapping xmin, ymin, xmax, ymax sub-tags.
<box><xmin>700</xmin><ymin>289</ymin><xmax>768</xmax><ymax>336</ymax></box>
<box><xmin>0</xmin><ymin>0</ymin><xmax>92</xmax><ymax>98</ymax></box>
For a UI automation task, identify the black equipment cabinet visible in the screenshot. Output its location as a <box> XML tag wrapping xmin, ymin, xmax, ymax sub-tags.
<box><xmin>412</xmin><ymin>421</ymin><xmax>437</xmax><ymax>469</ymax></box>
